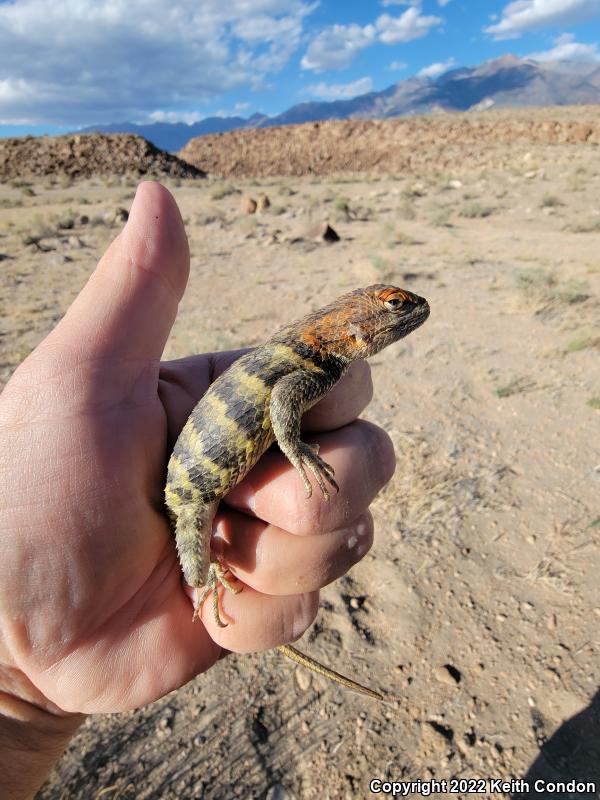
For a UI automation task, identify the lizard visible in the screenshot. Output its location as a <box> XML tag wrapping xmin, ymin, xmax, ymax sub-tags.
<box><xmin>165</xmin><ymin>284</ymin><xmax>430</xmax><ymax>701</ymax></box>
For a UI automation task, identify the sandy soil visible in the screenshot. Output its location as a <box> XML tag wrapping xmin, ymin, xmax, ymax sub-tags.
<box><xmin>0</xmin><ymin>116</ymin><xmax>599</xmax><ymax>800</ymax></box>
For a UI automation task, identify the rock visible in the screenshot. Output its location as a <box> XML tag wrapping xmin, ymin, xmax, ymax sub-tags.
<box><xmin>104</xmin><ymin>208</ymin><xmax>129</xmax><ymax>225</ymax></box>
<box><xmin>45</xmin><ymin>253</ymin><xmax>73</xmax><ymax>266</ymax></box>
<box><xmin>240</xmin><ymin>196</ymin><xmax>257</xmax><ymax>214</ymax></box>
<box><xmin>419</xmin><ymin>721</ymin><xmax>453</xmax><ymax>755</ymax></box>
<box><xmin>257</xmin><ymin>194</ymin><xmax>271</xmax><ymax>212</ymax></box>
<box><xmin>294</xmin><ymin>667</ymin><xmax>311</xmax><ymax>692</ymax></box>
<box><xmin>67</xmin><ymin>235</ymin><xmax>85</xmax><ymax>249</ymax></box>
<box><xmin>434</xmin><ymin>664</ymin><xmax>462</xmax><ymax>685</ymax></box>
<box><xmin>304</xmin><ymin>222</ymin><xmax>340</xmax><ymax>243</ymax></box>
<box><xmin>447</xmin><ymin>179</ymin><xmax>463</xmax><ymax>189</ymax></box>
<box><xmin>77</xmin><ymin>214</ymin><xmax>89</xmax><ymax>225</ymax></box>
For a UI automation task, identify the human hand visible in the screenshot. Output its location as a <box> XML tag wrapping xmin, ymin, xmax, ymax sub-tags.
<box><xmin>0</xmin><ymin>182</ymin><xmax>395</xmax><ymax>723</ymax></box>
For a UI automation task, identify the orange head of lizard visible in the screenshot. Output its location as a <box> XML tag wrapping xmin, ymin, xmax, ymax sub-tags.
<box><xmin>300</xmin><ymin>284</ymin><xmax>430</xmax><ymax>362</ymax></box>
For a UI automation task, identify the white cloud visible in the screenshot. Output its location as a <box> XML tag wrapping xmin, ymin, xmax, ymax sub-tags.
<box><xmin>376</xmin><ymin>8</ymin><xmax>442</xmax><ymax>43</ymax></box>
<box><xmin>437</xmin><ymin>0</ymin><xmax>452</xmax><ymax>5</ymax></box>
<box><xmin>301</xmin><ymin>8</ymin><xmax>442</xmax><ymax>71</ymax></box>
<box><xmin>305</xmin><ymin>77</ymin><xmax>374</xmax><ymax>100</ymax></box>
<box><xmin>485</xmin><ymin>0</ymin><xmax>600</xmax><ymax>40</ymax></box>
<box><xmin>389</xmin><ymin>60</ymin><xmax>408</xmax><ymax>70</ymax></box>
<box><xmin>417</xmin><ymin>57</ymin><xmax>456</xmax><ymax>78</ymax></box>
<box><xmin>300</xmin><ymin>23</ymin><xmax>376</xmax><ymax>71</ymax></box>
<box><xmin>528</xmin><ymin>31</ymin><xmax>600</xmax><ymax>60</ymax></box>
<box><xmin>149</xmin><ymin>110</ymin><xmax>205</xmax><ymax>124</ymax></box>
<box><xmin>0</xmin><ymin>0</ymin><xmax>315</xmax><ymax>125</ymax></box>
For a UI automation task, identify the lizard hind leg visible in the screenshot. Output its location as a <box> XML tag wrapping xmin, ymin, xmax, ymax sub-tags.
<box><xmin>192</xmin><ymin>561</ymin><xmax>243</xmax><ymax>628</ymax></box>
<box><xmin>172</xmin><ymin>499</ymin><xmax>242</xmax><ymax>627</ymax></box>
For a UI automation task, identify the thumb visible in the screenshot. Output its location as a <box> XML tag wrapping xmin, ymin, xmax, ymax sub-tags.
<box><xmin>50</xmin><ymin>181</ymin><xmax>189</xmax><ymax>365</ymax></box>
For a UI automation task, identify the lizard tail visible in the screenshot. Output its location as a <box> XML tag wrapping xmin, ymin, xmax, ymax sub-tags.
<box><xmin>174</xmin><ymin>501</ymin><xmax>218</xmax><ymax>589</ymax></box>
<box><xmin>276</xmin><ymin>644</ymin><xmax>398</xmax><ymax>703</ymax></box>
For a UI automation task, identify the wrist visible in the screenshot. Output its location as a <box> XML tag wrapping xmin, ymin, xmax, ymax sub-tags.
<box><xmin>0</xmin><ymin>691</ymin><xmax>85</xmax><ymax>800</ymax></box>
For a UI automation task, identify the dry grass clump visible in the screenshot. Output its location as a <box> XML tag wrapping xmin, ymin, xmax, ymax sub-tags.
<box><xmin>514</xmin><ymin>268</ymin><xmax>590</xmax><ymax>306</ymax></box>
<box><xmin>459</xmin><ymin>201</ymin><xmax>494</xmax><ymax>219</ymax></box>
<box><xmin>210</xmin><ymin>183</ymin><xmax>239</xmax><ymax>200</ymax></box>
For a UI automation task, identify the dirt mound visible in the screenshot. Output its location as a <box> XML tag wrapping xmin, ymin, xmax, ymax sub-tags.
<box><xmin>179</xmin><ymin>106</ymin><xmax>600</xmax><ymax>178</ymax></box>
<box><xmin>0</xmin><ymin>133</ymin><xmax>204</xmax><ymax>181</ymax></box>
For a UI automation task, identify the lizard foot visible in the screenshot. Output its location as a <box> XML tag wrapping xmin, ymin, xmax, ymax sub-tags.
<box><xmin>297</xmin><ymin>442</ymin><xmax>339</xmax><ymax>501</ymax></box>
<box><xmin>192</xmin><ymin>561</ymin><xmax>242</xmax><ymax>628</ymax></box>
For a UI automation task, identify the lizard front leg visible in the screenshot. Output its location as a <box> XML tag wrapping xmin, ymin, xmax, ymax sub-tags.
<box><xmin>270</xmin><ymin>370</ymin><xmax>340</xmax><ymax>500</ymax></box>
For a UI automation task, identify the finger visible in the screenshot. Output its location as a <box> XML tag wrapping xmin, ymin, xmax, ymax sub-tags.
<box><xmin>49</xmin><ymin>181</ymin><xmax>189</xmax><ymax>366</ymax></box>
<box><xmin>303</xmin><ymin>361</ymin><xmax>373</xmax><ymax>432</ymax></box>
<box><xmin>211</xmin><ymin>509</ymin><xmax>374</xmax><ymax>595</ymax></box>
<box><xmin>226</xmin><ymin>420</ymin><xmax>395</xmax><ymax>535</ymax></box>
<box><xmin>192</xmin><ymin>583</ymin><xmax>320</xmax><ymax>654</ymax></box>
<box><xmin>159</xmin><ymin>356</ymin><xmax>373</xmax><ymax>446</ymax></box>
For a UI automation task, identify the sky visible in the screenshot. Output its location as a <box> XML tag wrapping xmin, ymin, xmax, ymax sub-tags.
<box><xmin>0</xmin><ymin>0</ymin><xmax>599</xmax><ymax>137</ymax></box>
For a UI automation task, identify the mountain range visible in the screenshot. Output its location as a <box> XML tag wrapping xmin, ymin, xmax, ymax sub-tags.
<box><xmin>82</xmin><ymin>55</ymin><xmax>600</xmax><ymax>152</ymax></box>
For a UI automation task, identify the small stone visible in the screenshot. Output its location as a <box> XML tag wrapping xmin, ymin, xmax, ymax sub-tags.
<box><xmin>304</xmin><ymin>222</ymin><xmax>340</xmax><ymax>243</ymax></box>
<box><xmin>67</xmin><ymin>235</ymin><xmax>85</xmax><ymax>249</ymax></box>
<box><xmin>77</xmin><ymin>214</ymin><xmax>89</xmax><ymax>225</ymax></box>
<box><xmin>112</xmin><ymin>207</ymin><xmax>129</xmax><ymax>224</ymax></box>
<box><xmin>447</xmin><ymin>179</ymin><xmax>462</xmax><ymax>189</ymax></box>
<box><xmin>294</xmin><ymin>667</ymin><xmax>311</xmax><ymax>692</ymax></box>
<box><xmin>266</xmin><ymin>783</ymin><xmax>293</xmax><ymax>800</ymax></box>
<box><xmin>349</xmin><ymin>597</ymin><xmax>360</xmax><ymax>610</ymax></box>
<box><xmin>434</xmin><ymin>664</ymin><xmax>462</xmax><ymax>686</ymax></box>
<box><xmin>45</xmin><ymin>253</ymin><xmax>73</xmax><ymax>266</ymax></box>
<box><xmin>524</xmin><ymin>170</ymin><xmax>537</xmax><ymax>179</ymax></box>
<box><xmin>240</xmin><ymin>196</ymin><xmax>257</xmax><ymax>214</ymax></box>
<box><xmin>257</xmin><ymin>194</ymin><xmax>271</xmax><ymax>212</ymax></box>
<box><xmin>410</xmin><ymin>181</ymin><xmax>426</xmax><ymax>196</ymax></box>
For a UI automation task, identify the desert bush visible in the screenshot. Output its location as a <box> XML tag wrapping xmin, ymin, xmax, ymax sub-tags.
<box><xmin>569</xmin><ymin>219</ymin><xmax>600</xmax><ymax>233</ymax></box>
<box><xmin>429</xmin><ymin>206</ymin><xmax>452</xmax><ymax>227</ymax></box>
<box><xmin>540</xmin><ymin>193</ymin><xmax>563</xmax><ymax>208</ymax></box>
<box><xmin>459</xmin><ymin>201</ymin><xmax>493</xmax><ymax>218</ymax></box>
<box><xmin>210</xmin><ymin>183</ymin><xmax>239</xmax><ymax>200</ymax></box>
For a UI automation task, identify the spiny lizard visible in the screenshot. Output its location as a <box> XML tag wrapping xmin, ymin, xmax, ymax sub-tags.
<box><xmin>165</xmin><ymin>284</ymin><xmax>430</xmax><ymax>700</ymax></box>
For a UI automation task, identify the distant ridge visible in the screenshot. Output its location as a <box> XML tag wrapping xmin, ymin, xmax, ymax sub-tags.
<box><xmin>81</xmin><ymin>56</ymin><xmax>600</xmax><ymax>152</ymax></box>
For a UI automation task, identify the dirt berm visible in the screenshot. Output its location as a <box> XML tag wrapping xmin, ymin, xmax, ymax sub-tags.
<box><xmin>0</xmin><ymin>133</ymin><xmax>205</xmax><ymax>181</ymax></box>
<box><xmin>179</xmin><ymin>105</ymin><xmax>600</xmax><ymax>178</ymax></box>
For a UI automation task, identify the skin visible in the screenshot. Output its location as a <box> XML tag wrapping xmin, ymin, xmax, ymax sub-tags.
<box><xmin>0</xmin><ymin>182</ymin><xmax>395</xmax><ymax>799</ymax></box>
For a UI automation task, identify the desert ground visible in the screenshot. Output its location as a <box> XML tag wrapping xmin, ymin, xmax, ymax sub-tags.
<box><xmin>0</xmin><ymin>109</ymin><xmax>599</xmax><ymax>799</ymax></box>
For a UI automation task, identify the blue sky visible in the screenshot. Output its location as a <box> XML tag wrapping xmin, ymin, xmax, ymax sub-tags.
<box><xmin>1</xmin><ymin>0</ymin><xmax>599</xmax><ymax>137</ymax></box>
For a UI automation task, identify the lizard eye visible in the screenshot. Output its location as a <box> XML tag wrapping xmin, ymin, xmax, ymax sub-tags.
<box><xmin>384</xmin><ymin>297</ymin><xmax>404</xmax><ymax>311</ymax></box>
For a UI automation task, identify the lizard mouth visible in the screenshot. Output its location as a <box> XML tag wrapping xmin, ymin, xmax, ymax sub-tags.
<box><xmin>391</xmin><ymin>300</ymin><xmax>430</xmax><ymax>337</ymax></box>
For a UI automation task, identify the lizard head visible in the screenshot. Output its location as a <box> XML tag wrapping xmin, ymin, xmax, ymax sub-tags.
<box><xmin>300</xmin><ymin>284</ymin><xmax>430</xmax><ymax>362</ymax></box>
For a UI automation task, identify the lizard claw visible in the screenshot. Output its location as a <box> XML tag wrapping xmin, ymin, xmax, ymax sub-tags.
<box><xmin>298</xmin><ymin>442</ymin><xmax>338</xmax><ymax>501</ymax></box>
<box><xmin>193</xmin><ymin>561</ymin><xmax>242</xmax><ymax>628</ymax></box>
